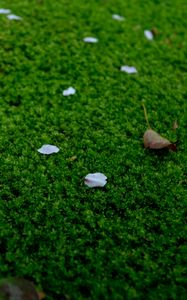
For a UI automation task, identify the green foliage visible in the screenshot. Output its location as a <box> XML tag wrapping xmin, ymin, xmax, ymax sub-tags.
<box><xmin>0</xmin><ymin>0</ymin><xmax>187</xmax><ymax>299</ymax></box>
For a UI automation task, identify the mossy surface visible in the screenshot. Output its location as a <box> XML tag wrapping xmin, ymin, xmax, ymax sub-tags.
<box><xmin>0</xmin><ymin>0</ymin><xmax>187</xmax><ymax>299</ymax></box>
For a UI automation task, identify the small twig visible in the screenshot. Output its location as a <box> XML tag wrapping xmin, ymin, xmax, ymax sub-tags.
<box><xmin>142</xmin><ymin>103</ymin><xmax>151</xmax><ymax>128</ymax></box>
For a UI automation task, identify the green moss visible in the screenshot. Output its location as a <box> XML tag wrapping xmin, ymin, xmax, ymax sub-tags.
<box><xmin>0</xmin><ymin>0</ymin><xmax>187</xmax><ymax>299</ymax></box>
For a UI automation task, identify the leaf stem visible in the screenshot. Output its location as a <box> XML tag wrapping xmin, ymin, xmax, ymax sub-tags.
<box><xmin>142</xmin><ymin>103</ymin><xmax>151</xmax><ymax>128</ymax></box>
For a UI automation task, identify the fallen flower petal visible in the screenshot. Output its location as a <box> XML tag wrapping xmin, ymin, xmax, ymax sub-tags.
<box><xmin>112</xmin><ymin>14</ymin><xmax>125</xmax><ymax>21</ymax></box>
<box><xmin>0</xmin><ymin>8</ymin><xmax>11</xmax><ymax>14</ymax></box>
<box><xmin>83</xmin><ymin>37</ymin><xmax>98</xmax><ymax>43</ymax></box>
<box><xmin>62</xmin><ymin>87</ymin><xmax>76</xmax><ymax>96</ymax></box>
<box><xmin>84</xmin><ymin>173</ymin><xmax>107</xmax><ymax>187</ymax></box>
<box><xmin>7</xmin><ymin>14</ymin><xmax>22</xmax><ymax>20</ymax></box>
<box><xmin>121</xmin><ymin>65</ymin><xmax>137</xmax><ymax>74</ymax></box>
<box><xmin>144</xmin><ymin>30</ymin><xmax>153</xmax><ymax>40</ymax></box>
<box><xmin>37</xmin><ymin>144</ymin><xmax>60</xmax><ymax>154</ymax></box>
<box><xmin>143</xmin><ymin>129</ymin><xmax>176</xmax><ymax>151</ymax></box>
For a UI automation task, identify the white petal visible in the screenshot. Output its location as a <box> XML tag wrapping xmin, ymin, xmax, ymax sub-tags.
<box><xmin>144</xmin><ymin>30</ymin><xmax>153</xmax><ymax>40</ymax></box>
<box><xmin>37</xmin><ymin>144</ymin><xmax>60</xmax><ymax>155</ymax></box>
<box><xmin>7</xmin><ymin>14</ymin><xmax>22</xmax><ymax>20</ymax></box>
<box><xmin>83</xmin><ymin>37</ymin><xmax>98</xmax><ymax>43</ymax></box>
<box><xmin>112</xmin><ymin>14</ymin><xmax>125</xmax><ymax>21</ymax></box>
<box><xmin>62</xmin><ymin>87</ymin><xmax>76</xmax><ymax>96</ymax></box>
<box><xmin>84</xmin><ymin>173</ymin><xmax>107</xmax><ymax>188</ymax></box>
<box><xmin>120</xmin><ymin>65</ymin><xmax>137</xmax><ymax>74</ymax></box>
<box><xmin>0</xmin><ymin>8</ymin><xmax>11</xmax><ymax>14</ymax></box>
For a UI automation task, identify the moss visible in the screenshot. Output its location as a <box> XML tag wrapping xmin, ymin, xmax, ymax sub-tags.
<box><xmin>0</xmin><ymin>0</ymin><xmax>186</xmax><ymax>299</ymax></box>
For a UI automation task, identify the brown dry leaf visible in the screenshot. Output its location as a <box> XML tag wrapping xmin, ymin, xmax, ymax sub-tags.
<box><xmin>37</xmin><ymin>291</ymin><xmax>45</xmax><ymax>300</ymax></box>
<box><xmin>151</xmin><ymin>27</ymin><xmax>159</xmax><ymax>36</ymax></box>
<box><xmin>142</xmin><ymin>103</ymin><xmax>177</xmax><ymax>152</ymax></box>
<box><xmin>67</xmin><ymin>155</ymin><xmax>77</xmax><ymax>162</ymax></box>
<box><xmin>0</xmin><ymin>278</ymin><xmax>40</xmax><ymax>300</ymax></box>
<box><xmin>143</xmin><ymin>129</ymin><xmax>176</xmax><ymax>151</ymax></box>
<box><xmin>173</xmin><ymin>120</ymin><xmax>179</xmax><ymax>130</ymax></box>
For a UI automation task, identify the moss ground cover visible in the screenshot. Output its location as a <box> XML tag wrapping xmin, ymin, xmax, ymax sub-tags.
<box><xmin>0</xmin><ymin>0</ymin><xmax>187</xmax><ymax>299</ymax></box>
